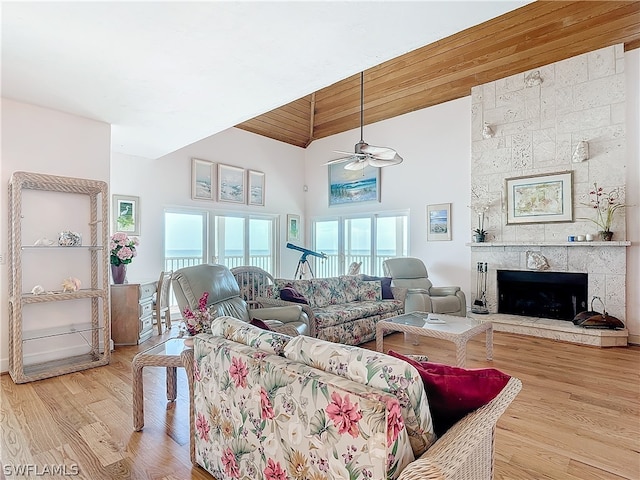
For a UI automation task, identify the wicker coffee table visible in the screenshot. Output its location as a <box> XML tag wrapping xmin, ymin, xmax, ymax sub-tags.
<box><xmin>376</xmin><ymin>312</ymin><xmax>493</xmax><ymax>367</ymax></box>
<box><xmin>132</xmin><ymin>337</ymin><xmax>191</xmax><ymax>431</ymax></box>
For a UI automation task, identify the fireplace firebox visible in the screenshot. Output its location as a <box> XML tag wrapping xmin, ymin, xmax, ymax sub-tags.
<box><xmin>497</xmin><ymin>270</ymin><xmax>588</xmax><ymax>321</ymax></box>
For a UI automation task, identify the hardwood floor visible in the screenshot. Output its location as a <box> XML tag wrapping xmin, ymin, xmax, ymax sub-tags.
<box><xmin>1</xmin><ymin>327</ymin><xmax>639</xmax><ymax>479</ymax></box>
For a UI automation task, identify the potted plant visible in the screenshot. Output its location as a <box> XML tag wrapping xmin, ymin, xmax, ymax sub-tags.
<box><xmin>110</xmin><ymin>232</ymin><xmax>139</xmax><ymax>283</ymax></box>
<box><xmin>582</xmin><ymin>183</ymin><xmax>626</xmax><ymax>241</ymax></box>
<box><xmin>472</xmin><ymin>211</ymin><xmax>488</xmax><ymax>242</ymax></box>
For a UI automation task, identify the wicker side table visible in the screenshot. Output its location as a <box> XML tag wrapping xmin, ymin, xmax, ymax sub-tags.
<box><xmin>131</xmin><ymin>338</ymin><xmax>191</xmax><ymax>431</ymax></box>
<box><xmin>376</xmin><ymin>312</ymin><xmax>493</xmax><ymax>367</ymax></box>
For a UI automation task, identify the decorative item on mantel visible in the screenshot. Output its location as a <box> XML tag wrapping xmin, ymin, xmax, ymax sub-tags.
<box><xmin>470</xmin><ymin>185</ymin><xmax>491</xmax><ymax>242</ymax></box>
<box><xmin>110</xmin><ymin>232</ymin><xmax>139</xmax><ymax>284</ymax></box>
<box><xmin>526</xmin><ymin>251</ymin><xmax>549</xmax><ymax>270</ymax></box>
<box><xmin>580</xmin><ymin>182</ymin><xmax>626</xmax><ymax>241</ymax></box>
<box><xmin>472</xmin><ymin>209</ymin><xmax>488</xmax><ymax>242</ymax></box>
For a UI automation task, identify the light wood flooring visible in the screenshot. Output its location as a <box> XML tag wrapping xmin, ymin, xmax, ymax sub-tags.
<box><xmin>1</xmin><ymin>327</ymin><xmax>639</xmax><ymax>479</ymax></box>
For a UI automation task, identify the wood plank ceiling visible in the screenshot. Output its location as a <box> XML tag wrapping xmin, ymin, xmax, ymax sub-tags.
<box><xmin>236</xmin><ymin>1</ymin><xmax>640</xmax><ymax>149</ymax></box>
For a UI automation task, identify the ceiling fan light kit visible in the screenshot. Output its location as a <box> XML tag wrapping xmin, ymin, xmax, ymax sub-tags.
<box><xmin>326</xmin><ymin>72</ymin><xmax>403</xmax><ymax>170</ymax></box>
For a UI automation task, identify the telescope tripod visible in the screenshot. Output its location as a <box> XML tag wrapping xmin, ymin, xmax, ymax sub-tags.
<box><xmin>294</xmin><ymin>256</ymin><xmax>315</xmax><ymax>279</ymax></box>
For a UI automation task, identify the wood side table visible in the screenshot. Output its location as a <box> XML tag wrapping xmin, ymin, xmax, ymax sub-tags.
<box><xmin>132</xmin><ymin>337</ymin><xmax>190</xmax><ymax>431</ymax></box>
<box><xmin>376</xmin><ymin>312</ymin><xmax>493</xmax><ymax>367</ymax></box>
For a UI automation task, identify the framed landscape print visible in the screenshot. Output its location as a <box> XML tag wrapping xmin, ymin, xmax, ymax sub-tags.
<box><xmin>217</xmin><ymin>164</ymin><xmax>245</xmax><ymax>204</ymax></box>
<box><xmin>287</xmin><ymin>214</ymin><xmax>301</xmax><ymax>241</ymax></box>
<box><xmin>505</xmin><ymin>171</ymin><xmax>573</xmax><ymax>224</ymax></box>
<box><xmin>191</xmin><ymin>158</ymin><xmax>215</xmax><ymax>200</ymax></box>
<box><xmin>248</xmin><ymin>170</ymin><xmax>265</xmax><ymax>206</ymax></box>
<box><xmin>112</xmin><ymin>194</ymin><xmax>140</xmax><ymax>235</ymax></box>
<box><xmin>427</xmin><ymin>203</ymin><xmax>451</xmax><ymax>241</ymax></box>
<box><xmin>328</xmin><ymin>163</ymin><xmax>380</xmax><ymax>206</ymax></box>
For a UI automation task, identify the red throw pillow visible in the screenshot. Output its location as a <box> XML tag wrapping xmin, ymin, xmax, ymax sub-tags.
<box><xmin>280</xmin><ymin>286</ymin><xmax>308</xmax><ymax>304</ymax></box>
<box><xmin>388</xmin><ymin>350</ymin><xmax>511</xmax><ymax>436</ymax></box>
<box><xmin>249</xmin><ymin>318</ymin><xmax>272</xmax><ymax>331</ymax></box>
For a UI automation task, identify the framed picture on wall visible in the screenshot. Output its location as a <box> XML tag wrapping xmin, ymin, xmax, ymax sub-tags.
<box><xmin>217</xmin><ymin>164</ymin><xmax>245</xmax><ymax>204</ymax></box>
<box><xmin>287</xmin><ymin>214</ymin><xmax>301</xmax><ymax>241</ymax></box>
<box><xmin>112</xmin><ymin>194</ymin><xmax>140</xmax><ymax>235</ymax></box>
<box><xmin>328</xmin><ymin>163</ymin><xmax>380</xmax><ymax>206</ymax></box>
<box><xmin>191</xmin><ymin>158</ymin><xmax>215</xmax><ymax>200</ymax></box>
<box><xmin>505</xmin><ymin>171</ymin><xmax>573</xmax><ymax>224</ymax></box>
<box><xmin>427</xmin><ymin>203</ymin><xmax>451</xmax><ymax>241</ymax></box>
<box><xmin>247</xmin><ymin>170</ymin><xmax>265</xmax><ymax>206</ymax></box>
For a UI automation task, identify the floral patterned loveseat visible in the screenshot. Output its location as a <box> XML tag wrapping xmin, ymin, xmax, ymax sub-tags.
<box><xmin>181</xmin><ymin>316</ymin><xmax>523</xmax><ymax>480</ymax></box>
<box><xmin>257</xmin><ymin>275</ymin><xmax>406</xmax><ymax>345</ymax></box>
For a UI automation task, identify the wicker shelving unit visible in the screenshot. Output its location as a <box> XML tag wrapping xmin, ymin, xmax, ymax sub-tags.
<box><xmin>8</xmin><ymin>171</ymin><xmax>111</xmax><ymax>383</ymax></box>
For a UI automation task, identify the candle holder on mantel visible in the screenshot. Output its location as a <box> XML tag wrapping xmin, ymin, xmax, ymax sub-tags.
<box><xmin>471</xmin><ymin>262</ymin><xmax>489</xmax><ymax>314</ymax></box>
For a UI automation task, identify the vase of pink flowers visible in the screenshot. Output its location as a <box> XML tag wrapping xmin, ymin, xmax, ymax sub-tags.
<box><xmin>181</xmin><ymin>291</ymin><xmax>214</xmax><ymax>339</ymax></box>
<box><xmin>110</xmin><ymin>232</ymin><xmax>139</xmax><ymax>284</ymax></box>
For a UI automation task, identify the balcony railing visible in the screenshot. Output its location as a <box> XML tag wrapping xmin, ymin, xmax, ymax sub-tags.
<box><xmin>313</xmin><ymin>254</ymin><xmax>395</xmax><ymax>278</ymax></box>
<box><xmin>165</xmin><ymin>255</ymin><xmax>273</xmax><ymax>273</ymax></box>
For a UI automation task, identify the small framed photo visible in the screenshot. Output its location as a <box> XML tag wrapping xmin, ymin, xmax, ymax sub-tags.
<box><xmin>248</xmin><ymin>170</ymin><xmax>265</xmax><ymax>206</ymax></box>
<box><xmin>505</xmin><ymin>171</ymin><xmax>573</xmax><ymax>224</ymax></box>
<box><xmin>427</xmin><ymin>203</ymin><xmax>451</xmax><ymax>241</ymax></box>
<box><xmin>217</xmin><ymin>164</ymin><xmax>245</xmax><ymax>204</ymax></box>
<box><xmin>112</xmin><ymin>194</ymin><xmax>140</xmax><ymax>235</ymax></box>
<box><xmin>191</xmin><ymin>158</ymin><xmax>215</xmax><ymax>200</ymax></box>
<box><xmin>287</xmin><ymin>214</ymin><xmax>301</xmax><ymax>241</ymax></box>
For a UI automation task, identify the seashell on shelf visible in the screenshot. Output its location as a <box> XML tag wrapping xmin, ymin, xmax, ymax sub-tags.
<box><xmin>34</xmin><ymin>237</ymin><xmax>55</xmax><ymax>246</ymax></box>
<box><xmin>31</xmin><ymin>285</ymin><xmax>45</xmax><ymax>295</ymax></box>
<box><xmin>61</xmin><ymin>277</ymin><xmax>81</xmax><ymax>292</ymax></box>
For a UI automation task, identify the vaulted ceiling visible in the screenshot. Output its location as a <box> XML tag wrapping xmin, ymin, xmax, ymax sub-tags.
<box><xmin>237</xmin><ymin>1</ymin><xmax>640</xmax><ymax>148</ymax></box>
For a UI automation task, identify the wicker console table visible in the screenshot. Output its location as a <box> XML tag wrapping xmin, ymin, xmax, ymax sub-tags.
<box><xmin>376</xmin><ymin>312</ymin><xmax>493</xmax><ymax>367</ymax></box>
<box><xmin>132</xmin><ymin>338</ymin><xmax>191</xmax><ymax>431</ymax></box>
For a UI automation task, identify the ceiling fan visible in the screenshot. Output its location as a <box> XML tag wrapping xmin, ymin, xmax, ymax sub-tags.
<box><xmin>325</xmin><ymin>72</ymin><xmax>403</xmax><ymax>171</ymax></box>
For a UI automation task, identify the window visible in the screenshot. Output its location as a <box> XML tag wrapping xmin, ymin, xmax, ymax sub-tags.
<box><xmin>312</xmin><ymin>212</ymin><xmax>408</xmax><ymax>277</ymax></box>
<box><xmin>164</xmin><ymin>210</ymin><xmax>278</xmax><ymax>275</ymax></box>
<box><xmin>214</xmin><ymin>214</ymin><xmax>277</xmax><ymax>273</ymax></box>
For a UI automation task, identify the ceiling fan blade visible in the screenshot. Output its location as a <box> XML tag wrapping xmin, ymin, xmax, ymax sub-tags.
<box><xmin>360</xmin><ymin>144</ymin><xmax>398</xmax><ymax>160</ymax></box>
<box><xmin>324</xmin><ymin>154</ymin><xmax>361</xmax><ymax>166</ymax></box>
<box><xmin>344</xmin><ymin>158</ymin><xmax>368</xmax><ymax>171</ymax></box>
<box><xmin>368</xmin><ymin>154</ymin><xmax>403</xmax><ymax>168</ymax></box>
<box><xmin>333</xmin><ymin>150</ymin><xmax>365</xmax><ymax>156</ymax></box>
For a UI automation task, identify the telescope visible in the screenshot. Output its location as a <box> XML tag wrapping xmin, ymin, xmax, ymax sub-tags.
<box><xmin>286</xmin><ymin>243</ymin><xmax>327</xmax><ymax>278</ymax></box>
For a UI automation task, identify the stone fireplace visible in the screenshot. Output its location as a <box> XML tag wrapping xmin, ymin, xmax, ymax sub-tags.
<box><xmin>468</xmin><ymin>45</ymin><xmax>629</xmax><ymax>347</ymax></box>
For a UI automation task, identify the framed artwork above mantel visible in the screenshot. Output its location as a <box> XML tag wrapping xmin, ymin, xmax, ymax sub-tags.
<box><xmin>505</xmin><ymin>171</ymin><xmax>573</xmax><ymax>224</ymax></box>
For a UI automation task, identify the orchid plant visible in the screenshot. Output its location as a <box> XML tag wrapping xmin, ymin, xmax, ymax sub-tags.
<box><xmin>583</xmin><ymin>182</ymin><xmax>626</xmax><ymax>233</ymax></box>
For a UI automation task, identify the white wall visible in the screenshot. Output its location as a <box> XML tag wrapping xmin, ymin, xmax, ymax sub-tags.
<box><xmin>0</xmin><ymin>98</ymin><xmax>111</xmax><ymax>372</ymax></box>
<box><xmin>304</xmin><ymin>97</ymin><xmax>473</xmax><ymax>302</ymax></box>
<box><xmin>110</xmin><ymin>127</ymin><xmax>306</xmax><ymax>282</ymax></box>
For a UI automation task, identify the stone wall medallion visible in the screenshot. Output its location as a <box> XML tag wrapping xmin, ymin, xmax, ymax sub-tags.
<box><xmin>526</xmin><ymin>251</ymin><xmax>549</xmax><ymax>270</ymax></box>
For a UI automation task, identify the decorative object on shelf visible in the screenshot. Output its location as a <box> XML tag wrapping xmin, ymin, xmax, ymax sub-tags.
<box><xmin>526</xmin><ymin>251</ymin><xmax>549</xmax><ymax>270</ymax></box>
<box><xmin>31</xmin><ymin>285</ymin><xmax>45</xmax><ymax>295</ymax></box>
<box><xmin>581</xmin><ymin>182</ymin><xmax>626</xmax><ymax>242</ymax></box>
<box><xmin>112</xmin><ymin>194</ymin><xmax>141</xmax><ymax>235</ymax></box>
<box><xmin>58</xmin><ymin>231</ymin><xmax>82</xmax><ymax>246</ymax></box>
<box><xmin>110</xmin><ymin>232</ymin><xmax>139</xmax><ymax>284</ymax></box>
<box><xmin>217</xmin><ymin>164</ymin><xmax>245</xmax><ymax>204</ymax></box>
<box><xmin>472</xmin><ymin>210</ymin><xmax>487</xmax><ymax>242</ymax></box>
<box><xmin>325</xmin><ymin>72</ymin><xmax>403</xmax><ymax>170</ymax></box>
<box><xmin>111</xmin><ymin>264</ymin><xmax>127</xmax><ymax>284</ymax></box>
<box><xmin>191</xmin><ymin>158</ymin><xmax>215</xmax><ymax>201</ymax></box>
<box><xmin>469</xmin><ymin>185</ymin><xmax>491</xmax><ymax>242</ymax></box>
<box><xmin>524</xmin><ymin>70</ymin><xmax>543</xmax><ymax>87</ymax></box>
<box><xmin>34</xmin><ymin>237</ymin><xmax>54</xmax><ymax>246</ymax></box>
<box><xmin>471</xmin><ymin>262</ymin><xmax>489</xmax><ymax>314</ymax></box>
<box><xmin>247</xmin><ymin>170</ymin><xmax>265</xmax><ymax>206</ymax></box>
<box><xmin>181</xmin><ymin>291</ymin><xmax>214</xmax><ymax>336</ymax></box>
<box><xmin>572</xmin><ymin>141</ymin><xmax>589</xmax><ymax>163</ymax></box>
<box><xmin>62</xmin><ymin>277</ymin><xmax>81</xmax><ymax>292</ymax></box>
<box><xmin>505</xmin><ymin>171</ymin><xmax>573</xmax><ymax>224</ymax></box>
<box><xmin>482</xmin><ymin>122</ymin><xmax>495</xmax><ymax>139</ymax></box>
<box><xmin>586</xmin><ymin>234</ymin><xmax>594</xmax><ymax>242</ymax></box>
<box><xmin>427</xmin><ymin>203</ymin><xmax>452</xmax><ymax>241</ymax></box>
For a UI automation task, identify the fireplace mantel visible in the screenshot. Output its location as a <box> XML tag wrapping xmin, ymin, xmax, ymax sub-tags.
<box><xmin>467</xmin><ymin>241</ymin><xmax>631</xmax><ymax>247</ymax></box>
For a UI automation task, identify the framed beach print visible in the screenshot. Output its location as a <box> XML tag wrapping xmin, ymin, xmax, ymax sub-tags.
<box><xmin>248</xmin><ymin>170</ymin><xmax>265</xmax><ymax>206</ymax></box>
<box><xmin>505</xmin><ymin>171</ymin><xmax>573</xmax><ymax>224</ymax></box>
<box><xmin>328</xmin><ymin>163</ymin><xmax>380</xmax><ymax>206</ymax></box>
<box><xmin>427</xmin><ymin>203</ymin><xmax>451</xmax><ymax>241</ymax></box>
<box><xmin>191</xmin><ymin>158</ymin><xmax>215</xmax><ymax>200</ymax></box>
<box><xmin>287</xmin><ymin>214</ymin><xmax>301</xmax><ymax>242</ymax></box>
<box><xmin>112</xmin><ymin>194</ymin><xmax>140</xmax><ymax>235</ymax></box>
<box><xmin>217</xmin><ymin>164</ymin><xmax>245</xmax><ymax>204</ymax></box>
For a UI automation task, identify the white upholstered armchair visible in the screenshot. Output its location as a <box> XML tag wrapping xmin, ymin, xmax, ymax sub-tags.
<box><xmin>383</xmin><ymin>257</ymin><xmax>466</xmax><ymax>317</ymax></box>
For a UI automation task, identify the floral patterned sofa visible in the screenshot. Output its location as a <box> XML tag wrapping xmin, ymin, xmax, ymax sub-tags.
<box><xmin>181</xmin><ymin>316</ymin><xmax>522</xmax><ymax>480</ymax></box>
<box><xmin>257</xmin><ymin>275</ymin><xmax>406</xmax><ymax>345</ymax></box>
